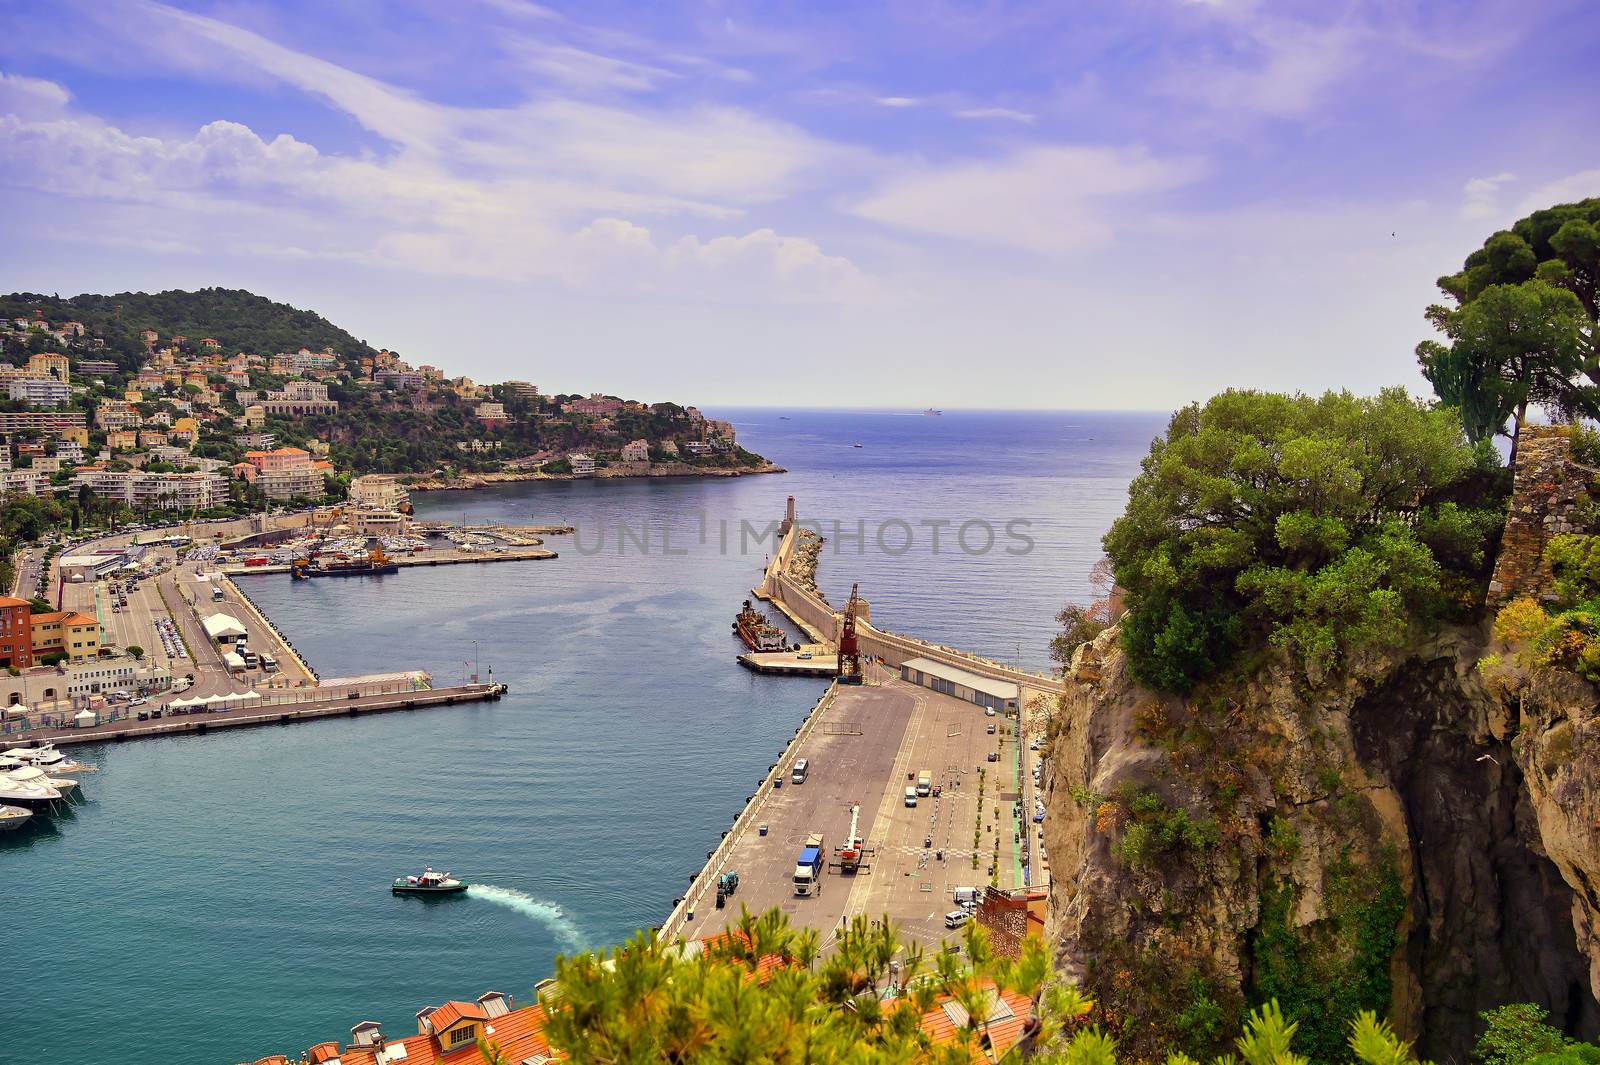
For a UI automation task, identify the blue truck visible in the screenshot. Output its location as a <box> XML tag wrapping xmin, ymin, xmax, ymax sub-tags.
<box><xmin>793</xmin><ymin>832</ymin><xmax>825</xmax><ymax>896</ymax></box>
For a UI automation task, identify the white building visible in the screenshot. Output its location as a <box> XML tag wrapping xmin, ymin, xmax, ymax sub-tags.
<box><xmin>256</xmin><ymin>465</ymin><xmax>324</xmax><ymax>500</ymax></box>
<box><xmin>7</xmin><ymin>376</ymin><xmax>71</xmax><ymax>407</ymax></box>
<box><xmin>0</xmin><ymin>469</ymin><xmax>47</xmax><ymax>496</ymax></box>
<box><xmin>620</xmin><ymin>439</ymin><xmax>650</xmax><ymax>463</ymax></box>
<box><xmin>349</xmin><ymin>474</ymin><xmax>409</xmax><ymax>511</ymax></box>
<box><xmin>569</xmin><ymin>452</ymin><xmax>596</xmax><ymax>476</ymax></box>
<box><xmin>70</xmin><ymin>469</ymin><xmax>228</xmax><ymax>509</ymax></box>
<box><xmin>261</xmin><ymin>380</ymin><xmax>338</xmax><ymax>416</ymax></box>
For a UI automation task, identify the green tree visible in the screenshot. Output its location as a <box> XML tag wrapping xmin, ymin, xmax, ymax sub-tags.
<box><xmin>1437</xmin><ymin>199</ymin><xmax>1600</xmax><ymax>359</ymax></box>
<box><xmin>1417</xmin><ymin>280</ymin><xmax>1595</xmax><ymax>457</ymax></box>
<box><xmin>1104</xmin><ymin>389</ymin><xmax>1503</xmax><ymax>692</ymax></box>
<box><xmin>1474</xmin><ymin>1004</ymin><xmax>1570</xmax><ymax>1065</ymax></box>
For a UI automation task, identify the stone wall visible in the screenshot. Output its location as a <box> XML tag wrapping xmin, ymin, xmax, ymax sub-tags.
<box><xmin>1488</xmin><ymin>425</ymin><xmax>1596</xmax><ymax>607</ymax></box>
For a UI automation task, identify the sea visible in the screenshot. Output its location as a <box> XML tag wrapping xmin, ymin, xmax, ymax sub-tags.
<box><xmin>3</xmin><ymin>409</ymin><xmax>1165</xmax><ymax>1065</ymax></box>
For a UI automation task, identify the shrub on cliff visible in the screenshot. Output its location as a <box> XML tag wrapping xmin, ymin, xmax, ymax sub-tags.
<box><xmin>1105</xmin><ymin>388</ymin><xmax>1505</xmax><ymax>692</ymax></box>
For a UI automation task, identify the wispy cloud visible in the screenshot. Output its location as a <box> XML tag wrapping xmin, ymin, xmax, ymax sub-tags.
<box><xmin>1461</xmin><ymin>172</ymin><xmax>1516</xmax><ymax>220</ymax></box>
<box><xmin>952</xmin><ymin>107</ymin><xmax>1034</xmax><ymax>124</ymax></box>
<box><xmin>852</xmin><ymin>145</ymin><xmax>1207</xmax><ymax>254</ymax></box>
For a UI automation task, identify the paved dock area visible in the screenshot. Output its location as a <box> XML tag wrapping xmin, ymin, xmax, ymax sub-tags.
<box><xmin>685</xmin><ymin>668</ymin><xmax>1033</xmax><ymax>952</ymax></box>
<box><xmin>737</xmin><ymin>646</ymin><xmax>836</xmax><ymax>677</ymax></box>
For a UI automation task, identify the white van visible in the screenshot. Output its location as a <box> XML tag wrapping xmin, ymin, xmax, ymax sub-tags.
<box><xmin>903</xmin><ymin>786</ymin><xmax>918</xmax><ymax>807</ymax></box>
<box><xmin>790</xmin><ymin>759</ymin><xmax>809</xmax><ymax>784</ymax></box>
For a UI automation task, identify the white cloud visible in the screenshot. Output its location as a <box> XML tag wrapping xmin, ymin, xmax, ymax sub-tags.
<box><xmin>1516</xmin><ymin>168</ymin><xmax>1600</xmax><ymax>215</ymax></box>
<box><xmin>852</xmin><ymin>145</ymin><xmax>1206</xmax><ymax>253</ymax></box>
<box><xmin>1461</xmin><ymin>171</ymin><xmax>1516</xmax><ymax>220</ymax></box>
<box><xmin>571</xmin><ymin>219</ymin><xmax>873</xmax><ymax>302</ymax></box>
<box><xmin>511</xmin><ymin>41</ymin><xmax>679</xmax><ymax>93</ymax></box>
<box><xmin>875</xmin><ymin>96</ymin><xmax>921</xmax><ymax>108</ymax></box>
<box><xmin>952</xmin><ymin>107</ymin><xmax>1034</xmax><ymax>124</ymax></box>
<box><xmin>0</xmin><ymin>70</ymin><xmax>73</xmax><ymax>120</ymax></box>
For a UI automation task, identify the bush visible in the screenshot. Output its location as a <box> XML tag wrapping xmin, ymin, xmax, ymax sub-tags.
<box><xmin>1112</xmin><ymin>786</ymin><xmax>1220</xmax><ymax>871</ymax></box>
<box><xmin>1475</xmin><ymin>1003</ymin><xmax>1571</xmax><ymax>1065</ymax></box>
<box><xmin>126</xmin><ymin>645</ymin><xmax>144</xmax><ymax>659</ymax></box>
<box><xmin>1106</xmin><ymin>388</ymin><xmax>1504</xmax><ymax>691</ymax></box>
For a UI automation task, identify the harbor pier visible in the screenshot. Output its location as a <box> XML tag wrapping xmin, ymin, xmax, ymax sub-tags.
<box><xmin>663</xmin><ymin>497</ymin><xmax>1057</xmax><ymax>953</ymax></box>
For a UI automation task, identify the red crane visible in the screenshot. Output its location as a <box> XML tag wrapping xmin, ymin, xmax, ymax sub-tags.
<box><xmin>837</xmin><ymin>582</ymin><xmax>864</xmax><ymax>685</ymax></box>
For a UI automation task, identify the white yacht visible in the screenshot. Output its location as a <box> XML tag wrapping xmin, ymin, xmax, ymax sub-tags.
<box><xmin>0</xmin><ymin>766</ymin><xmax>63</xmax><ymax>808</ymax></box>
<box><xmin>0</xmin><ymin>804</ymin><xmax>31</xmax><ymax>831</ymax></box>
<box><xmin>4</xmin><ymin>742</ymin><xmax>94</xmax><ymax>774</ymax></box>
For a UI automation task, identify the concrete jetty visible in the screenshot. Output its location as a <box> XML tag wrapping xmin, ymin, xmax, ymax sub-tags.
<box><xmin>659</xmin><ymin>496</ymin><xmax>1061</xmax><ymax>951</ymax></box>
<box><xmin>218</xmin><ymin>545</ymin><xmax>557</xmax><ymax>576</ymax></box>
<box><xmin>23</xmin><ymin>683</ymin><xmax>506</xmax><ymax>746</ymax></box>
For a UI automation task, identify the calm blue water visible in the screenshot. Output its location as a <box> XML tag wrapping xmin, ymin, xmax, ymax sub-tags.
<box><xmin>4</xmin><ymin>410</ymin><xmax>1162</xmax><ymax>1064</ymax></box>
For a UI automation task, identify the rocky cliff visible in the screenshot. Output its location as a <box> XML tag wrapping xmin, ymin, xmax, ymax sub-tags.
<box><xmin>1043</xmin><ymin>623</ymin><xmax>1599</xmax><ymax>1060</ymax></box>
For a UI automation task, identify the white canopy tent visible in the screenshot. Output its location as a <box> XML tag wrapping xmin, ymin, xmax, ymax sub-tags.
<box><xmin>74</xmin><ymin>709</ymin><xmax>98</xmax><ymax>727</ymax></box>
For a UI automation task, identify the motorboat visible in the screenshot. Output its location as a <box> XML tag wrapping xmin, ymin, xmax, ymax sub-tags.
<box><xmin>392</xmin><ymin>867</ymin><xmax>467</xmax><ymax>894</ymax></box>
<box><xmin>3</xmin><ymin>742</ymin><xmax>94</xmax><ymax>774</ymax></box>
<box><xmin>0</xmin><ymin>766</ymin><xmax>63</xmax><ymax>808</ymax></box>
<box><xmin>0</xmin><ymin>804</ymin><xmax>31</xmax><ymax>831</ymax></box>
<box><xmin>8</xmin><ymin>762</ymin><xmax>77</xmax><ymax>795</ymax></box>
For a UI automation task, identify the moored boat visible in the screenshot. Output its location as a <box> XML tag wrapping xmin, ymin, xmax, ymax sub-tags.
<box><xmin>0</xmin><ymin>804</ymin><xmax>31</xmax><ymax>831</ymax></box>
<box><xmin>733</xmin><ymin>600</ymin><xmax>787</xmax><ymax>652</ymax></box>
<box><xmin>0</xmin><ymin>766</ymin><xmax>63</xmax><ymax>808</ymax></box>
<box><xmin>4</xmin><ymin>742</ymin><xmax>95</xmax><ymax>774</ymax></box>
<box><xmin>392</xmin><ymin>867</ymin><xmax>467</xmax><ymax>894</ymax></box>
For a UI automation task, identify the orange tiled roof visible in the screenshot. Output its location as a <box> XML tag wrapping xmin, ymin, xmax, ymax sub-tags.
<box><xmin>0</xmin><ymin>596</ymin><xmax>30</xmax><ymax>609</ymax></box>
<box><xmin>333</xmin><ymin>1001</ymin><xmax>551</xmax><ymax>1065</ymax></box>
<box><xmin>60</xmin><ymin>611</ymin><xmax>98</xmax><ymax>627</ymax></box>
<box><xmin>427</xmin><ymin>1000</ymin><xmax>488</xmax><ymax>1033</ymax></box>
<box><xmin>913</xmin><ymin>981</ymin><xmax>1033</xmax><ymax>1062</ymax></box>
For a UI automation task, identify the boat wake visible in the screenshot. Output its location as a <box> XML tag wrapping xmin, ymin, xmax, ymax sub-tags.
<box><xmin>467</xmin><ymin>885</ymin><xmax>587</xmax><ymax>951</ymax></box>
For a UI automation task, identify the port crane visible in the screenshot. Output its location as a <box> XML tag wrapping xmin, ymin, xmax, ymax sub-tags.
<box><xmin>833</xmin><ymin>802</ymin><xmax>871</xmax><ymax>873</ymax></box>
<box><xmin>838</xmin><ymin>582</ymin><xmax>864</xmax><ymax>685</ymax></box>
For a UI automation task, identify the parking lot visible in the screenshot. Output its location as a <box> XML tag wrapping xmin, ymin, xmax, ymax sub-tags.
<box><xmin>689</xmin><ymin>668</ymin><xmax>1040</xmax><ymax>952</ymax></box>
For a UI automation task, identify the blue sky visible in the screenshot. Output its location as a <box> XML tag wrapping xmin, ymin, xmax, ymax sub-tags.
<box><xmin>1</xmin><ymin>0</ymin><xmax>1597</xmax><ymax>409</ymax></box>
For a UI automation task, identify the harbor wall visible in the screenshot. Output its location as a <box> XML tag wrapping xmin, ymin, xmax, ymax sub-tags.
<box><xmin>762</xmin><ymin>521</ymin><xmax>1064</xmax><ymax>697</ymax></box>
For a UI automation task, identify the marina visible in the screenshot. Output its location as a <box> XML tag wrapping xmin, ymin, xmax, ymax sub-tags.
<box><xmin>2</xmin><ymin>410</ymin><xmax>1158</xmax><ymax>1065</ymax></box>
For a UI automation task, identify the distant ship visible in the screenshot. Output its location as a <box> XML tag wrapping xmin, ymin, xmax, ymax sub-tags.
<box><xmin>851</xmin><ymin>442</ymin><xmax>863</xmax><ymax>448</ymax></box>
<box><xmin>923</xmin><ymin>408</ymin><xmax>943</xmax><ymax>416</ymax></box>
<box><xmin>778</xmin><ymin>416</ymin><xmax>791</xmax><ymax>420</ymax></box>
<box><xmin>733</xmin><ymin>599</ymin><xmax>788</xmax><ymax>652</ymax></box>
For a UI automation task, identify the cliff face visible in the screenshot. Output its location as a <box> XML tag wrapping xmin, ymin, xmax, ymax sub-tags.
<box><xmin>1043</xmin><ymin>623</ymin><xmax>1600</xmax><ymax>1060</ymax></box>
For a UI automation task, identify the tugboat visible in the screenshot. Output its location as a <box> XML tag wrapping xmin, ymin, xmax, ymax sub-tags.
<box><xmin>733</xmin><ymin>600</ymin><xmax>787</xmax><ymax>652</ymax></box>
<box><xmin>391</xmin><ymin>867</ymin><xmax>468</xmax><ymax>894</ymax></box>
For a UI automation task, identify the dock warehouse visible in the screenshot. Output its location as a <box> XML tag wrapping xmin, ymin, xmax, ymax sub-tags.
<box><xmin>202</xmin><ymin>613</ymin><xmax>248</xmax><ymax>645</ymax></box>
<box><xmin>59</xmin><ymin>545</ymin><xmax>147</xmax><ymax>582</ymax></box>
<box><xmin>899</xmin><ymin>656</ymin><xmax>1020</xmax><ymax>713</ymax></box>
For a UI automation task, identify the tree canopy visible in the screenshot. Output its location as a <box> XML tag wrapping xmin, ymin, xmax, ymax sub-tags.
<box><xmin>1104</xmin><ymin>389</ymin><xmax>1505</xmax><ymax>692</ymax></box>
<box><xmin>529</xmin><ymin>906</ymin><xmax>1433</xmax><ymax>1065</ymax></box>
<box><xmin>1417</xmin><ymin>200</ymin><xmax>1600</xmax><ymax>454</ymax></box>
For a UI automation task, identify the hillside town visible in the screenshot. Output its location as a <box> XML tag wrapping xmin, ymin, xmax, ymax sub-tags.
<box><xmin>0</xmin><ymin>303</ymin><xmax>764</xmax><ymax>524</ymax></box>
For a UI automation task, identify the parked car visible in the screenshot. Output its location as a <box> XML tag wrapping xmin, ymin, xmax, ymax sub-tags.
<box><xmin>984</xmin><ymin>707</ymin><xmax>996</xmax><ymax>717</ymax></box>
<box><xmin>944</xmin><ymin>910</ymin><xmax>970</xmax><ymax>929</ymax></box>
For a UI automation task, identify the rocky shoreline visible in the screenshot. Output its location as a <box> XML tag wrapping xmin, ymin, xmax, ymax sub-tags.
<box><xmin>403</xmin><ymin>461</ymin><xmax>785</xmax><ymax>492</ymax></box>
